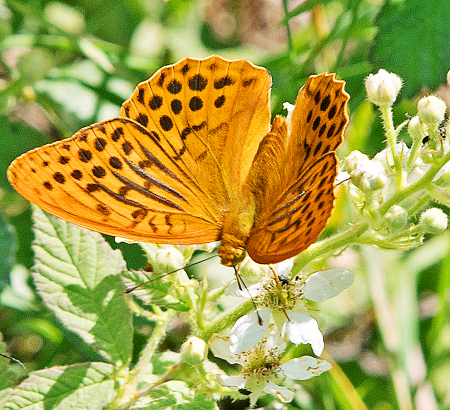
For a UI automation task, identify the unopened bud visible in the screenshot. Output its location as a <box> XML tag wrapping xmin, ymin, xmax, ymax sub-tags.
<box><xmin>344</xmin><ymin>151</ymin><xmax>369</xmax><ymax>174</ymax></box>
<box><xmin>154</xmin><ymin>246</ymin><xmax>184</xmax><ymax>271</ymax></box>
<box><xmin>365</xmin><ymin>69</ymin><xmax>402</xmax><ymax>106</ymax></box>
<box><xmin>419</xmin><ymin>208</ymin><xmax>448</xmax><ymax>234</ymax></box>
<box><xmin>181</xmin><ymin>336</ymin><xmax>208</xmax><ymax>365</ymax></box>
<box><xmin>384</xmin><ymin>205</ymin><xmax>408</xmax><ymax>230</ymax></box>
<box><xmin>417</xmin><ymin>96</ymin><xmax>446</xmax><ymax>127</ymax></box>
<box><xmin>350</xmin><ymin>159</ymin><xmax>387</xmax><ymax>191</ymax></box>
<box><xmin>408</xmin><ymin>116</ymin><xmax>426</xmax><ymax>143</ymax></box>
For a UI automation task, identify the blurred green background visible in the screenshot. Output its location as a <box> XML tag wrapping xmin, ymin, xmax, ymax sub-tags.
<box><xmin>1</xmin><ymin>0</ymin><xmax>450</xmax><ymax>409</ymax></box>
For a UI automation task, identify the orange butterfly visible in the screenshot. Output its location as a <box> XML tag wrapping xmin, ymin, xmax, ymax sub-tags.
<box><xmin>7</xmin><ymin>56</ymin><xmax>349</xmax><ymax>267</ymax></box>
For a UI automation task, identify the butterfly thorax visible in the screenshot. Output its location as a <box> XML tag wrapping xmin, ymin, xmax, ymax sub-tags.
<box><xmin>217</xmin><ymin>193</ymin><xmax>257</xmax><ymax>267</ymax></box>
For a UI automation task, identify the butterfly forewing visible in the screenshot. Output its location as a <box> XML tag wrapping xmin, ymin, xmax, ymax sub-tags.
<box><xmin>8</xmin><ymin>55</ymin><xmax>273</xmax><ymax>246</ymax></box>
<box><xmin>122</xmin><ymin>55</ymin><xmax>271</xmax><ymax>195</ymax></box>
<box><xmin>8</xmin><ymin>120</ymin><xmax>222</xmax><ymax>243</ymax></box>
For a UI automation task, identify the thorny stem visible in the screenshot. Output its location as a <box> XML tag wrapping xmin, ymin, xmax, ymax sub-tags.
<box><xmin>379</xmin><ymin>147</ymin><xmax>450</xmax><ymax>216</ymax></box>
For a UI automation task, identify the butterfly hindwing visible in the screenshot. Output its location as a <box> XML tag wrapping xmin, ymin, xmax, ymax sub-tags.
<box><xmin>246</xmin><ymin>153</ymin><xmax>338</xmax><ymax>263</ymax></box>
<box><xmin>245</xmin><ymin>73</ymin><xmax>349</xmax><ymax>264</ymax></box>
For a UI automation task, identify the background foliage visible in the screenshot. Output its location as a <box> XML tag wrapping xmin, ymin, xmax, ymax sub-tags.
<box><xmin>1</xmin><ymin>0</ymin><xmax>450</xmax><ymax>409</ymax></box>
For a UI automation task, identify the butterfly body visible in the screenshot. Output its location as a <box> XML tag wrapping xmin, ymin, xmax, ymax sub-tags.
<box><xmin>8</xmin><ymin>56</ymin><xmax>349</xmax><ymax>267</ymax></box>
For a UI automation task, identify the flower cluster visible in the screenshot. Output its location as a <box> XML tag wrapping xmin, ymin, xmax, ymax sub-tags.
<box><xmin>209</xmin><ymin>258</ymin><xmax>353</xmax><ymax>405</ymax></box>
<box><xmin>341</xmin><ymin>69</ymin><xmax>449</xmax><ymax>250</ymax></box>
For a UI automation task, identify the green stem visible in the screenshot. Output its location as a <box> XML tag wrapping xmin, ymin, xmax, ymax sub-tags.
<box><xmin>379</xmin><ymin>104</ymin><xmax>403</xmax><ymax>187</ymax></box>
<box><xmin>379</xmin><ymin>147</ymin><xmax>450</xmax><ymax>216</ymax></box>
<box><xmin>293</xmin><ymin>221</ymin><xmax>368</xmax><ymax>272</ymax></box>
<box><xmin>282</xmin><ymin>0</ymin><xmax>293</xmax><ymax>55</ymax></box>
<box><xmin>201</xmin><ymin>299</ymin><xmax>254</xmax><ymax>340</ymax></box>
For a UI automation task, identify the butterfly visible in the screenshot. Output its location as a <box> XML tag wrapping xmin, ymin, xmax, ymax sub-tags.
<box><xmin>7</xmin><ymin>55</ymin><xmax>349</xmax><ymax>267</ymax></box>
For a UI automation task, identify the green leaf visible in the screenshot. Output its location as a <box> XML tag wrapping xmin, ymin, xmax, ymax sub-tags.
<box><xmin>3</xmin><ymin>362</ymin><xmax>116</xmax><ymax>410</ymax></box>
<box><xmin>370</xmin><ymin>0</ymin><xmax>450</xmax><ymax>97</ymax></box>
<box><xmin>0</xmin><ymin>116</ymin><xmax>49</xmax><ymax>190</ymax></box>
<box><xmin>31</xmin><ymin>206</ymin><xmax>133</xmax><ymax>364</ymax></box>
<box><xmin>0</xmin><ymin>212</ymin><xmax>17</xmax><ymax>284</ymax></box>
<box><xmin>132</xmin><ymin>382</ymin><xmax>218</xmax><ymax>410</ymax></box>
<box><xmin>122</xmin><ymin>269</ymin><xmax>190</xmax><ymax>312</ymax></box>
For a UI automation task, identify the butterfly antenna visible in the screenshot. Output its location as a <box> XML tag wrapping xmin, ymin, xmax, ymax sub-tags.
<box><xmin>269</xmin><ymin>265</ymin><xmax>290</xmax><ymax>321</ymax></box>
<box><xmin>0</xmin><ymin>353</ymin><xmax>25</xmax><ymax>369</ymax></box>
<box><xmin>125</xmin><ymin>254</ymin><xmax>218</xmax><ymax>293</ymax></box>
<box><xmin>233</xmin><ymin>265</ymin><xmax>263</xmax><ymax>326</ymax></box>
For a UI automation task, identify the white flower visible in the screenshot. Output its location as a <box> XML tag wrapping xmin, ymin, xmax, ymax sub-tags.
<box><xmin>115</xmin><ymin>237</ymin><xmax>136</xmax><ymax>244</ymax></box>
<box><xmin>226</xmin><ymin>259</ymin><xmax>353</xmax><ymax>356</ymax></box>
<box><xmin>210</xmin><ymin>331</ymin><xmax>331</xmax><ymax>406</ymax></box>
<box><xmin>283</xmin><ymin>102</ymin><xmax>295</xmax><ymax>134</ymax></box>
<box><xmin>365</xmin><ymin>69</ymin><xmax>402</xmax><ymax>106</ymax></box>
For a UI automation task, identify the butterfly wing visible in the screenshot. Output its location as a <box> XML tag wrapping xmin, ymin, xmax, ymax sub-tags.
<box><xmin>7</xmin><ymin>56</ymin><xmax>272</xmax><ymax>244</ymax></box>
<box><xmin>245</xmin><ymin>73</ymin><xmax>349</xmax><ymax>263</ymax></box>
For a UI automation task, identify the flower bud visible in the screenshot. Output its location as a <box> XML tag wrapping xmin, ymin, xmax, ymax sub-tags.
<box><xmin>408</xmin><ymin>116</ymin><xmax>426</xmax><ymax>143</ymax></box>
<box><xmin>384</xmin><ymin>205</ymin><xmax>408</xmax><ymax>230</ymax></box>
<box><xmin>365</xmin><ymin>69</ymin><xmax>402</xmax><ymax>106</ymax></box>
<box><xmin>344</xmin><ymin>151</ymin><xmax>369</xmax><ymax>174</ymax></box>
<box><xmin>417</xmin><ymin>96</ymin><xmax>447</xmax><ymax>127</ymax></box>
<box><xmin>447</xmin><ymin>70</ymin><xmax>450</xmax><ymax>87</ymax></box>
<box><xmin>180</xmin><ymin>336</ymin><xmax>208</xmax><ymax>365</ymax></box>
<box><xmin>154</xmin><ymin>246</ymin><xmax>184</xmax><ymax>271</ymax></box>
<box><xmin>419</xmin><ymin>208</ymin><xmax>448</xmax><ymax>234</ymax></box>
<box><xmin>350</xmin><ymin>158</ymin><xmax>387</xmax><ymax>192</ymax></box>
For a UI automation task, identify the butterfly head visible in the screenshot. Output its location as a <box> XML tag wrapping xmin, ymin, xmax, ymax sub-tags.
<box><xmin>217</xmin><ymin>236</ymin><xmax>247</xmax><ymax>267</ymax></box>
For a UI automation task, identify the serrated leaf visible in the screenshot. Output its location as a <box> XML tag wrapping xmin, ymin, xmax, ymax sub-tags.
<box><xmin>370</xmin><ymin>0</ymin><xmax>450</xmax><ymax>97</ymax></box>
<box><xmin>31</xmin><ymin>206</ymin><xmax>133</xmax><ymax>364</ymax></box>
<box><xmin>132</xmin><ymin>382</ymin><xmax>218</xmax><ymax>410</ymax></box>
<box><xmin>3</xmin><ymin>362</ymin><xmax>116</xmax><ymax>410</ymax></box>
<box><xmin>122</xmin><ymin>269</ymin><xmax>190</xmax><ymax>312</ymax></box>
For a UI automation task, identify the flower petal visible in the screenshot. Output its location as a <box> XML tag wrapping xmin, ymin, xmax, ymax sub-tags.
<box><xmin>230</xmin><ymin>308</ymin><xmax>271</xmax><ymax>353</ymax></box>
<box><xmin>220</xmin><ymin>375</ymin><xmax>247</xmax><ymax>388</ymax></box>
<box><xmin>271</xmin><ymin>258</ymin><xmax>295</xmax><ymax>277</ymax></box>
<box><xmin>264</xmin><ymin>380</ymin><xmax>295</xmax><ymax>403</ymax></box>
<box><xmin>304</xmin><ymin>269</ymin><xmax>354</xmax><ymax>302</ymax></box>
<box><xmin>225</xmin><ymin>280</ymin><xmax>262</xmax><ymax>298</ymax></box>
<box><xmin>264</xmin><ymin>331</ymin><xmax>287</xmax><ymax>355</ymax></box>
<box><xmin>281</xmin><ymin>356</ymin><xmax>332</xmax><ymax>380</ymax></box>
<box><xmin>284</xmin><ymin>312</ymin><xmax>324</xmax><ymax>356</ymax></box>
<box><xmin>209</xmin><ymin>334</ymin><xmax>238</xmax><ymax>363</ymax></box>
